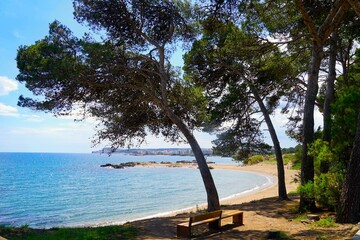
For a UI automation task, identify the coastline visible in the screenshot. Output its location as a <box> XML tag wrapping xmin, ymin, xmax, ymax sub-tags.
<box><xmin>83</xmin><ymin>162</ymin><xmax>293</xmax><ymax>228</ymax></box>
<box><xmin>79</xmin><ymin>162</ymin><xmax>277</xmax><ymax>227</ymax></box>
<box><xmin>127</xmin><ymin>162</ymin><xmax>304</xmax><ymax>239</ymax></box>
<box><xmin>123</xmin><ymin>162</ymin><xmax>298</xmax><ymax>225</ymax></box>
<box><xmin>214</xmin><ymin>163</ymin><xmax>298</xmax><ymax>206</ymax></box>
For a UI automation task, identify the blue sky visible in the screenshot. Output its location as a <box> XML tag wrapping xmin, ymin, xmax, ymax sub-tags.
<box><xmin>0</xmin><ymin>1</ymin><xmax>306</xmax><ymax>153</ymax></box>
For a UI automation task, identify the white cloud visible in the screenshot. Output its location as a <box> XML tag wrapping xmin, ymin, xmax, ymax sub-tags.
<box><xmin>12</xmin><ymin>30</ymin><xmax>24</xmax><ymax>39</ymax></box>
<box><xmin>0</xmin><ymin>102</ymin><xmax>19</xmax><ymax>117</ymax></box>
<box><xmin>24</xmin><ymin>114</ymin><xmax>44</xmax><ymax>122</ymax></box>
<box><xmin>0</xmin><ymin>76</ymin><xmax>18</xmax><ymax>96</ymax></box>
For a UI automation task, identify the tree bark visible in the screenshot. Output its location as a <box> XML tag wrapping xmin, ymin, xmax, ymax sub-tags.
<box><xmin>165</xmin><ymin>108</ymin><xmax>221</xmax><ymax>211</ymax></box>
<box><xmin>249</xmin><ymin>84</ymin><xmax>288</xmax><ymax>200</ymax></box>
<box><xmin>300</xmin><ymin>44</ymin><xmax>323</xmax><ymax>212</ymax></box>
<box><xmin>347</xmin><ymin>0</ymin><xmax>360</xmax><ymax>17</ymax></box>
<box><xmin>336</xmin><ymin>111</ymin><xmax>360</xmax><ymax>223</ymax></box>
<box><xmin>323</xmin><ymin>32</ymin><xmax>337</xmax><ymax>144</ymax></box>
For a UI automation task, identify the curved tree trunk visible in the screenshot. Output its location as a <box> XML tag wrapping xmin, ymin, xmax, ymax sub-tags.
<box><xmin>249</xmin><ymin>84</ymin><xmax>288</xmax><ymax>200</ymax></box>
<box><xmin>300</xmin><ymin>44</ymin><xmax>323</xmax><ymax>212</ymax></box>
<box><xmin>165</xmin><ymin>108</ymin><xmax>221</xmax><ymax>211</ymax></box>
<box><xmin>156</xmin><ymin>45</ymin><xmax>220</xmax><ymax>212</ymax></box>
<box><xmin>336</xmin><ymin>111</ymin><xmax>360</xmax><ymax>223</ymax></box>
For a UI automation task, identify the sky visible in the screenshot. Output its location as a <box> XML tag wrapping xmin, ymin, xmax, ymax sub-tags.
<box><xmin>0</xmin><ymin>1</ymin><xmax>320</xmax><ymax>153</ymax></box>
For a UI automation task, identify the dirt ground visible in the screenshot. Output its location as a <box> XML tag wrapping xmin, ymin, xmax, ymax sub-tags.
<box><xmin>131</xmin><ymin>194</ymin><xmax>358</xmax><ymax>239</ymax></box>
<box><xmin>130</xmin><ymin>163</ymin><xmax>359</xmax><ymax>239</ymax></box>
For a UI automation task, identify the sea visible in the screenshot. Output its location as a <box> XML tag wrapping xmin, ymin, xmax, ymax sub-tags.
<box><xmin>0</xmin><ymin>152</ymin><xmax>274</xmax><ymax>228</ymax></box>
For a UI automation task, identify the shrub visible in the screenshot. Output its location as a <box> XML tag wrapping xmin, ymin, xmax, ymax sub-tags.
<box><xmin>313</xmin><ymin>217</ymin><xmax>337</xmax><ymax>228</ymax></box>
<box><xmin>313</xmin><ymin>173</ymin><xmax>343</xmax><ymax>210</ymax></box>
<box><xmin>298</xmin><ymin>181</ymin><xmax>315</xmax><ymax>201</ymax></box>
<box><xmin>243</xmin><ymin>155</ymin><xmax>264</xmax><ymax>165</ymax></box>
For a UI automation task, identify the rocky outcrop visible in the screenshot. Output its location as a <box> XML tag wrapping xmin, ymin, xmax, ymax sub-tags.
<box><xmin>100</xmin><ymin>162</ymin><xmax>139</xmax><ymax>169</ymax></box>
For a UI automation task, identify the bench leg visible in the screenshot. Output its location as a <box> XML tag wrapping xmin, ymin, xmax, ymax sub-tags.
<box><xmin>177</xmin><ymin>225</ymin><xmax>191</xmax><ymax>238</ymax></box>
<box><xmin>232</xmin><ymin>212</ymin><xmax>243</xmax><ymax>225</ymax></box>
<box><xmin>209</xmin><ymin>219</ymin><xmax>221</xmax><ymax>230</ymax></box>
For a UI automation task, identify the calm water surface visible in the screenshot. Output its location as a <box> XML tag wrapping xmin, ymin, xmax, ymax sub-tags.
<box><xmin>0</xmin><ymin>152</ymin><xmax>272</xmax><ymax>228</ymax></box>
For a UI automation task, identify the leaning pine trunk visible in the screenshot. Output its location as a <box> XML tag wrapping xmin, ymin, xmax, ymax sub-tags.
<box><xmin>336</xmin><ymin>111</ymin><xmax>360</xmax><ymax>223</ymax></box>
<box><xmin>165</xmin><ymin>108</ymin><xmax>221</xmax><ymax>211</ymax></box>
<box><xmin>249</xmin><ymin>84</ymin><xmax>288</xmax><ymax>200</ymax></box>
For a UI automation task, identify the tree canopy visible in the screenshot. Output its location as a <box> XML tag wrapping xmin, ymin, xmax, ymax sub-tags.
<box><xmin>16</xmin><ymin>0</ymin><xmax>221</xmax><ymax>211</ymax></box>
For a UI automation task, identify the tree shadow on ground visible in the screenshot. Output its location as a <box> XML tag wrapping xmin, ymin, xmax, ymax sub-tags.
<box><xmin>222</xmin><ymin>194</ymin><xmax>300</xmax><ymax>220</ymax></box>
<box><xmin>131</xmin><ymin>194</ymin><xmax>357</xmax><ymax>239</ymax></box>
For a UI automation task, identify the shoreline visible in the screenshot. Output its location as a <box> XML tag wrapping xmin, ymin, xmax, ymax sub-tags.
<box><xmin>85</xmin><ymin>162</ymin><xmax>297</xmax><ymax>228</ymax></box>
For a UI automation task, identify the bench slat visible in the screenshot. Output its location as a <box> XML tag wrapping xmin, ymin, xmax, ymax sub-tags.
<box><xmin>191</xmin><ymin>216</ymin><xmax>221</xmax><ymax>226</ymax></box>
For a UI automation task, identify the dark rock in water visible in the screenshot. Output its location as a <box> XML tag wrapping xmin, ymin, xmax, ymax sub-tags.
<box><xmin>176</xmin><ymin>160</ymin><xmax>193</xmax><ymax>164</ymax></box>
<box><xmin>160</xmin><ymin>161</ymin><xmax>172</xmax><ymax>164</ymax></box>
<box><xmin>100</xmin><ymin>162</ymin><xmax>138</xmax><ymax>169</ymax></box>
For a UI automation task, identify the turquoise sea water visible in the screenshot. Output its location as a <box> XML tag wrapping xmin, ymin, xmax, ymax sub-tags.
<box><xmin>0</xmin><ymin>152</ymin><xmax>272</xmax><ymax>228</ymax></box>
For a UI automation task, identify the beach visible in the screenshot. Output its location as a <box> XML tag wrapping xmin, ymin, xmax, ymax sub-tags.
<box><xmin>130</xmin><ymin>162</ymin><xmax>357</xmax><ymax>239</ymax></box>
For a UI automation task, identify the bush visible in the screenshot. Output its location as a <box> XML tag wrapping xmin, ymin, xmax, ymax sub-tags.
<box><xmin>292</xmin><ymin>145</ymin><xmax>302</xmax><ymax>170</ymax></box>
<box><xmin>298</xmin><ymin>181</ymin><xmax>315</xmax><ymax>200</ymax></box>
<box><xmin>313</xmin><ymin>217</ymin><xmax>337</xmax><ymax>228</ymax></box>
<box><xmin>243</xmin><ymin>155</ymin><xmax>264</xmax><ymax>165</ymax></box>
<box><xmin>314</xmin><ymin>173</ymin><xmax>343</xmax><ymax>210</ymax></box>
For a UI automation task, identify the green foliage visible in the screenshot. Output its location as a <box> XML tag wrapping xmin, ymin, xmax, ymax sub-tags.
<box><xmin>293</xmin><ymin>213</ymin><xmax>307</xmax><ymax>222</ymax></box>
<box><xmin>0</xmin><ymin>225</ymin><xmax>138</xmax><ymax>240</ymax></box>
<box><xmin>313</xmin><ymin>217</ymin><xmax>337</xmax><ymax>228</ymax></box>
<box><xmin>243</xmin><ymin>154</ymin><xmax>264</xmax><ymax>165</ymax></box>
<box><xmin>282</xmin><ymin>154</ymin><xmax>295</xmax><ymax>165</ymax></box>
<box><xmin>291</xmin><ymin>144</ymin><xmax>302</xmax><ymax>170</ymax></box>
<box><xmin>314</xmin><ymin>173</ymin><xmax>343</xmax><ymax>210</ymax></box>
<box><xmin>16</xmin><ymin>2</ymin><xmax>206</xmax><ymax>150</ymax></box>
<box><xmin>331</xmin><ymin>87</ymin><xmax>360</xmax><ymax>165</ymax></box>
<box><xmin>298</xmin><ymin>181</ymin><xmax>315</xmax><ymax>200</ymax></box>
<box><xmin>307</xmin><ymin>140</ymin><xmax>344</xmax><ymax>209</ymax></box>
<box><xmin>184</xmin><ymin>18</ymin><xmax>299</xmax><ymax>159</ymax></box>
<box><xmin>308</xmin><ymin>140</ymin><xmax>336</xmax><ymax>175</ymax></box>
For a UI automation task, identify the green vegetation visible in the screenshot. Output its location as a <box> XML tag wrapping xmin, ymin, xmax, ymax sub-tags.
<box><xmin>243</xmin><ymin>155</ymin><xmax>264</xmax><ymax>165</ymax></box>
<box><xmin>240</xmin><ymin>152</ymin><xmax>300</xmax><ymax>170</ymax></box>
<box><xmin>0</xmin><ymin>225</ymin><xmax>138</xmax><ymax>240</ymax></box>
<box><xmin>312</xmin><ymin>217</ymin><xmax>337</xmax><ymax>228</ymax></box>
<box><xmin>293</xmin><ymin>213</ymin><xmax>307</xmax><ymax>222</ymax></box>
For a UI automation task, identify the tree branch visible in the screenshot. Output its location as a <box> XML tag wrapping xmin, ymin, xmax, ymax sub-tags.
<box><xmin>295</xmin><ymin>0</ymin><xmax>321</xmax><ymax>45</ymax></box>
<box><xmin>347</xmin><ymin>0</ymin><xmax>360</xmax><ymax>16</ymax></box>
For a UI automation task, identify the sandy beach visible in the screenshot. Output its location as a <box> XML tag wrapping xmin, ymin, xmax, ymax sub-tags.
<box><xmin>130</xmin><ymin>162</ymin><xmax>357</xmax><ymax>239</ymax></box>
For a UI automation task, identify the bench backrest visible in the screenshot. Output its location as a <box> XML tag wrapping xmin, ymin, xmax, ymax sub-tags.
<box><xmin>190</xmin><ymin>210</ymin><xmax>222</xmax><ymax>225</ymax></box>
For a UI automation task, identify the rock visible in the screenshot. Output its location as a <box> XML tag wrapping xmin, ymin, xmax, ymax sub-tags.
<box><xmin>100</xmin><ymin>162</ymin><xmax>137</xmax><ymax>169</ymax></box>
<box><xmin>307</xmin><ymin>214</ymin><xmax>320</xmax><ymax>221</ymax></box>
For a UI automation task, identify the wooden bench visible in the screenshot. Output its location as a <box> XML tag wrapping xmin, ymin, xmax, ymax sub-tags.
<box><xmin>177</xmin><ymin>210</ymin><xmax>222</xmax><ymax>238</ymax></box>
<box><xmin>222</xmin><ymin>210</ymin><xmax>243</xmax><ymax>225</ymax></box>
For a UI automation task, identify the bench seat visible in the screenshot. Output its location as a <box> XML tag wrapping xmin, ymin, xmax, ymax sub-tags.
<box><xmin>177</xmin><ymin>210</ymin><xmax>222</xmax><ymax>238</ymax></box>
<box><xmin>176</xmin><ymin>209</ymin><xmax>244</xmax><ymax>238</ymax></box>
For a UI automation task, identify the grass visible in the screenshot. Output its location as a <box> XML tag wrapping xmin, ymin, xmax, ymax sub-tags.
<box><xmin>0</xmin><ymin>224</ymin><xmax>138</xmax><ymax>240</ymax></box>
<box><xmin>293</xmin><ymin>213</ymin><xmax>307</xmax><ymax>222</ymax></box>
<box><xmin>312</xmin><ymin>217</ymin><xmax>337</xmax><ymax>228</ymax></box>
